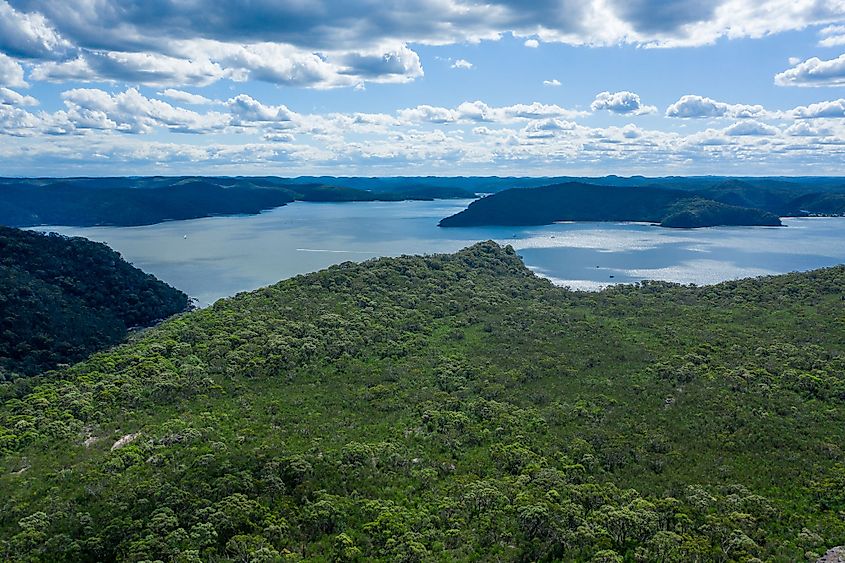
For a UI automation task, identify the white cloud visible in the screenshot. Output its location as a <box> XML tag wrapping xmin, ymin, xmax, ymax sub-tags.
<box><xmin>0</xmin><ymin>104</ymin><xmax>41</xmax><ymax>136</ymax></box>
<box><xmin>775</xmin><ymin>53</ymin><xmax>845</xmax><ymax>87</ymax></box>
<box><xmin>0</xmin><ymin>53</ymin><xmax>26</xmax><ymax>87</ymax></box>
<box><xmin>0</xmin><ymin>87</ymin><xmax>37</xmax><ymax>106</ymax></box>
<box><xmin>0</xmin><ymin>0</ymin><xmax>70</xmax><ymax>59</ymax></box>
<box><xmin>26</xmin><ymin>41</ymin><xmax>426</xmax><ymax>90</ymax></box>
<box><xmin>399</xmin><ymin>101</ymin><xmax>587</xmax><ymax>124</ymax></box>
<box><xmin>819</xmin><ymin>25</ymin><xmax>845</xmax><ymax>47</ymax></box>
<box><xmin>11</xmin><ymin>0</ymin><xmax>845</xmax><ymax>52</ymax></box>
<box><xmin>60</xmin><ymin>87</ymin><xmax>230</xmax><ymax>134</ymax></box>
<box><xmin>263</xmin><ymin>132</ymin><xmax>296</xmax><ymax>143</ymax></box>
<box><xmin>158</xmin><ymin>89</ymin><xmax>216</xmax><ymax>105</ymax></box>
<box><xmin>724</xmin><ymin>120</ymin><xmax>780</xmax><ymax>136</ymax></box>
<box><xmin>31</xmin><ymin>51</ymin><xmax>228</xmax><ymax>86</ymax></box>
<box><xmin>226</xmin><ymin>94</ymin><xmax>298</xmax><ymax>126</ymax></box>
<box><xmin>522</xmin><ymin>118</ymin><xmax>578</xmax><ymax>138</ymax></box>
<box><xmin>1</xmin><ymin>0</ymin><xmax>843</xmax><ymax>96</ymax></box>
<box><xmin>0</xmin><ymin>86</ymin><xmax>843</xmax><ymax>175</ymax></box>
<box><xmin>591</xmin><ymin>91</ymin><xmax>656</xmax><ymax>115</ymax></box>
<box><xmin>665</xmin><ymin>94</ymin><xmax>769</xmax><ymax>119</ymax></box>
<box><xmin>792</xmin><ymin>99</ymin><xmax>845</xmax><ymax>119</ymax></box>
<box><xmin>451</xmin><ymin>58</ymin><xmax>473</xmax><ymax>69</ymax></box>
<box><xmin>785</xmin><ymin>121</ymin><xmax>835</xmax><ymax>136</ymax></box>
<box><xmin>181</xmin><ymin>40</ymin><xmax>424</xmax><ymax>89</ymax></box>
<box><xmin>397</xmin><ymin>104</ymin><xmax>460</xmax><ymax>124</ymax></box>
<box><xmin>543</xmin><ymin>79</ymin><xmax>561</xmax><ymax>87</ymax></box>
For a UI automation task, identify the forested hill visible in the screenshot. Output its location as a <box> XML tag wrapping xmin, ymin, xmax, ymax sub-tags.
<box><xmin>0</xmin><ymin>227</ymin><xmax>189</xmax><ymax>377</ymax></box>
<box><xmin>439</xmin><ymin>182</ymin><xmax>783</xmax><ymax>228</ymax></box>
<box><xmin>1</xmin><ymin>242</ymin><xmax>844</xmax><ymax>561</ymax></box>
<box><xmin>0</xmin><ymin>177</ymin><xmax>476</xmax><ymax>228</ymax></box>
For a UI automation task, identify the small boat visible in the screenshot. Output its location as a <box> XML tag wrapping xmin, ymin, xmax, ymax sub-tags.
<box><xmin>183</xmin><ymin>235</ymin><xmax>188</xmax><ymax>239</ymax></box>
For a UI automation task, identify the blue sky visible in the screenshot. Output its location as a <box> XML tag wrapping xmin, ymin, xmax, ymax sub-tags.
<box><xmin>1</xmin><ymin>0</ymin><xmax>845</xmax><ymax>176</ymax></box>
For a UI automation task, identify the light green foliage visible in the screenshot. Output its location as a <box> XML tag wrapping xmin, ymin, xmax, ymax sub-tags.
<box><xmin>0</xmin><ymin>241</ymin><xmax>844</xmax><ymax>561</ymax></box>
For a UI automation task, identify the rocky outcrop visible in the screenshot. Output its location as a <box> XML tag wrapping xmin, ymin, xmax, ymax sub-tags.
<box><xmin>818</xmin><ymin>547</ymin><xmax>845</xmax><ymax>563</ymax></box>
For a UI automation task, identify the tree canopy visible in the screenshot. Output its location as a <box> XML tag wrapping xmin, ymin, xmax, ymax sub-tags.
<box><xmin>0</xmin><ymin>242</ymin><xmax>843</xmax><ymax>561</ymax></box>
<box><xmin>0</xmin><ymin>226</ymin><xmax>189</xmax><ymax>378</ymax></box>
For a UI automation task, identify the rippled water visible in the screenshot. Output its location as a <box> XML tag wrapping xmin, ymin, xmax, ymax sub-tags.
<box><xmin>36</xmin><ymin>199</ymin><xmax>845</xmax><ymax>305</ymax></box>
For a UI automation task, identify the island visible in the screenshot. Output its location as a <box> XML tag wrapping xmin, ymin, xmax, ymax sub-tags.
<box><xmin>438</xmin><ymin>182</ymin><xmax>783</xmax><ymax>228</ymax></box>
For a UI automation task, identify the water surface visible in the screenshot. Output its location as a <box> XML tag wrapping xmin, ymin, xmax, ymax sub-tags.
<box><xmin>37</xmin><ymin>200</ymin><xmax>845</xmax><ymax>305</ymax></box>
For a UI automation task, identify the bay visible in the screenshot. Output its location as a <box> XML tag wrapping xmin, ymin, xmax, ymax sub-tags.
<box><xmin>35</xmin><ymin>199</ymin><xmax>845</xmax><ymax>306</ymax></box>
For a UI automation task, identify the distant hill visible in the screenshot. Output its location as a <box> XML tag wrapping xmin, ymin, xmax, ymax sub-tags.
<box><xmin>660</xmin><ymin>198</ymin><xmax>782</xmax><ymax>228</ymax></box>
<box><xmin>0</xmin><ymin>178</ymin><xmax>477</xmax><ymax>228</ymax></box>
<box><xmin>0</xmin><ymin>226</ymin><xmax>189</xmax><ymax>377</ymax></box>
<box><xmin>3</xmin><ymin>175</ymin><xmax>843</xmax><ymax>228</ymax></box>
<box><xmin>787</xmin><ymin>193</ymin><xmax>845</xmax><ymax>216</ymax></box>
<box><xmin>439</xmin><ymin>182</ymin><xmax>782</xmax><ymax>228</ymax></box>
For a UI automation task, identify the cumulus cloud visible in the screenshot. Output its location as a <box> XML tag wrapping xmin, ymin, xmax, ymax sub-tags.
<box><xmin>10</xmin><ymin>0</ymin><xmax>845</xmax><ymax>52</ymax></box>
<box><xmin>32</xmin><ymin>51</ymin><xmax>228</xmax><ymax>86</ymax></box>
<box><xmin>25</xmin><ymin>40</ymin><xmax>426</xmax><ymax>89</ymax></box>
<box><xmin>724</xmin><ymin>120</ymin><xmax>780</xmax><ymax>136</ymax></box>
<box><xmin>819</xmin><ymin>25</ymin><xmax>845</xmax><ymax>47</ymax></box>
<box><xmin>0</xmin><ymin>85</ymin><xmax>843</xmax><ymax>175</ymax></box>
<box><xmin>785</xmin><ymin>121</ymin><xmax>835</xmax><ymax>136</ymax></box>
<box><xmin>158</xmin><ymin>89</ymin><xmax>216</xmax><ymax>105</ymax></box>
<box><xmin>543</xmin><ymin>79</ymin><xmax>561</xmax><ymax>87</ymax></box>
<box><xmin>0</xmin><ymin>86</ymin><xmax>37</xmax><ymax>106</ymax></box>
<box><xmin>522</xmin><ymin>118</ymin><xmax>578</xmax><ymax>138</ymax></box>
<box><xmin>665</xmin><ymin>94</ymin><xmax>769</xmax><ymax>119</ymax></box>
<box><xmin>792</xmin><ymin>99</ymin><xmax>845</xmax><ymax>119</ymax></box>
<box><xmin>775</xmin><ymin>53</ymin><xmax>845</xmax><ymax>87</ymax></box>
<box><xmin>60</xmin><ymin>88</ymin><xmax>230</xmax><ymax>134</ymax></box>
<box><xmin>334</xmin><ymin>44</ymin><xmax>424</xmax><ymax>83</ymax></box>
<box><xmin>451</xmin><ymin>59</ymin><xmax>473</xmax><ymax>69</ymax></box>
<box><xmin>0</xmin><ymin>1</ymin><xmax>70</xmax><ymax>59</ymax></box>
<box><xmin>1</xmin><ymin>0</ymin><xmax>844</xmax><ymax>95</ymax></box>
<box><xmin>591</xmin><ymin>91</ymin><xmax>656</xmax><ymax>115</ymax></box>
<box><xmin>226</xmin><ymin>94</ymin><xmax>299</xmax><ymax>128</ymax></box>
<box><xmin>0</xmin><ymin>53</ymin><xmax>26</xmax><ymax>87</ymax></box>
<box><xmin>399</xmin><ymin>101</ymin><xmax>587</xmax><ymax>124</ymax></box>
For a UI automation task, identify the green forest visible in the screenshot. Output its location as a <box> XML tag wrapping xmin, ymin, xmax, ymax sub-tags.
<box><xmin>1</xmin><ymin>242</ymin><xmax>843</xmax><ymax>561</ymax></box>
<box><xmin>0</xmin><ymin>178</ymin><xmax>476</xmax><ymax>228</ymax></box>
<box><xmin>438</xmin><ymin>181</ymin><xmax>845</xmax><ymax>228</ymax></box>
<box><xmin>0</xmin><ymin>227</ymin><xmax>189</xmax><ymax>378</ymax></box>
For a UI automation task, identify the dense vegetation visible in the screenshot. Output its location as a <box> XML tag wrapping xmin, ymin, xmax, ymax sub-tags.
<box><xmin>4</xmin><ymin>175</ymin><xmax>843</xmax><ymax>229</ymax></box>
<box><xmin>1</xmin><ymin>242</ymin><xmax>843</xmax><ymax>561</ymax></box>
<box><xmin>0</xmin><ymin>227</ymin><xmax>189</xmax><ymax>378</ymax></box>
<box><xmin>439</xmin><ymin>183</ymin><xmax>783</xmax><ymax>228</ymax></box>
<box><xmin>659</xmin><ymin>198</ymin><xmax>781</xmax><ymax>228</ymax></box>
<box><xmin>0</xmin><ymin>178</ymin><xmax>476</xmax><ymax>228</ymax></box>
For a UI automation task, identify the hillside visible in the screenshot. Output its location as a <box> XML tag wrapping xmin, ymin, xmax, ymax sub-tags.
<box><xmin>438</xmin><ymin>183</ymin><xmax>782</xmax><ymax>228</ymax></box>
<box><xmin>0</xmin><ymin>227</ymin><xmax>189</xmax><ymax>378</ymax></box>
<box><xmin>1</xmin><ymin>242</ymin><xmax>843</xmax><ymax>561</ymax></box>
<box><xmin>660</xmin><ymin>198</ymin><xmax>782</xmax><ymax>228</ymax></box>
<box><xmin>0</xmin><ymin>178</ymin><xmax>476</xmax><ymax>228</ymax></box>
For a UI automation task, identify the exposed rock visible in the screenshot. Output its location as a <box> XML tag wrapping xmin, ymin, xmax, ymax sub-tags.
<box><xmin>83</xmin><ymin>436</ymin><xmax>99</xmax><ymax>447</ymax></box>
<box><xmin>818</xmin><ymin>547</ymin><xmax>845</xmax><ymax>563</ymax></box>
<box><xmin>111</xmin><ymin>433</ymin><xmax>140</xmax><ymax>451</ymax></box>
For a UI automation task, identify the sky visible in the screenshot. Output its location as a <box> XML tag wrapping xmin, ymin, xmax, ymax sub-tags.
<box><xmin>1</xmin><ymin>0</ymin><xmax>845</xmax><ymax>177</ymax></box>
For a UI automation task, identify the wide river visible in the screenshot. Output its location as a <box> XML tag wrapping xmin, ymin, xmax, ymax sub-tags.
<box><xmin>37</xmin><ymin>199</ymin><xmax>845</xmax><ymax>306</ymax></box>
